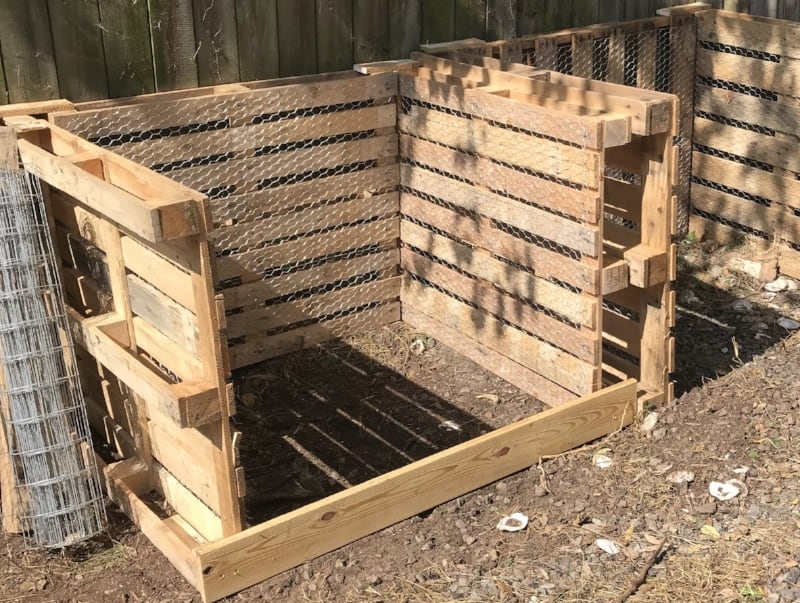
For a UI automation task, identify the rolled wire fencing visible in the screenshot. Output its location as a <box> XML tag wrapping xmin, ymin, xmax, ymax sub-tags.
<box><xmin>0</xmin><ymin>168</ymin><xmax>106</xmax><ymax>548</ymax></box>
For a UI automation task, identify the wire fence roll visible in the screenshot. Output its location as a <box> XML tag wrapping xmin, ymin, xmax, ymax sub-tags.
<box><xmin>0</xmin><ymin>168</ymin><xmax>106</xmax><ymax>549</ymax></box>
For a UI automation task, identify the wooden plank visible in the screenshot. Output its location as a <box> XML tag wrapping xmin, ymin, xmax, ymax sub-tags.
<box><xmin>354</xmin><ymin>60</ymin><xmax>419</xmax><ymax>74</ymax></box>
<box><xmin>398</xmin><ymin>72</ymin><xmax>626</xmax><ymax>150</ymax></box>
<box><xmin>779</xmin><ymin>0</ymin><xmax>800</xmax><ymax>20</ymax></box>
<box><xmin>607</xmin><ymin>29</ymin><xmax>626</xmax><ymax>84</ymax></box>
<box><xmin>516</xmin><ymin>0</ymin><xmax>543</xmax><ymax>35</ymax></box>
<box><xmin>133</xmin><ymin>317</ymin><xmax>204</xmax><ymax>382</ymax></box>
<box><xmin>70</xmin><ymin>311</ymin><xmax>220</xmax><ymax>428</ymax></box>
<box><xmin>603</xmin><ymin>309</ymin><xmax>641</xmax><ymax>358</ymax></box>
<box><xmin>403</xmin><ymin>304</ymin><xmax>575</xmax><ymax>405</ymax></box>
<box><xmin>98</xmin><ymin>0</ymin><xmax>156</xmax><ymax>97</ymax></box>
<box><xmin>127</xmin><ymin>274</ymin><xmax>200</xmax><ymax>354</ymax></box>
<box><xmin>0</xmin><ymin>128</ymin><xmax>17</xmax><ymax>168</ymax></box>
<box><xmin>695</xmin><ymin>48</ymin><xmax>800</xmax><ymax>98</ymax></box>
<box><xmin>148</xmin><ymin>0</ymin><xmax>200</xmax><ymax>91</ymax></box>
<box><xmin>398</xmin><ymin>105</ymin><xmax>600</xmax><ymax>188</ymax></box>
<box><xmin>115</xmin><ymin>104</ymin><xmax>397</xmax><ymax>168</ymax></box>
<box><xmin>637</xmin><ymin>29</ymin><xmax>658</xmax><ymax>88</ymax></box>
<box><xmin>779</xmin><ymin>245</ymin><xmax>800</xmax><ymax>279</ymax></box>
<box><xmin>695</xmin><ymin>84</ymin><xmax>800</xmax><ymax>136</ymax></box>
<box><xmin>692</xmin><ymin>152</ymin><xmax>800</xmax><ymax>212</ymax></box>
<box><xmin>197</xmin><ymin>379</ymin><xmax>636</xmax><ymax>601</ymax></box>
<box><xmin>354</xmin><ymin>0</ymin><xmax>390</xmax><ymax>63</ymax></box>
<box><xmin>401</xmin><ymin>219</ymin><xmax>596</xmax><ymax>326</ymax></box>
<box><xmin>223</xmin><ymin>249</ymin><xmax>400</xmax><ymax>310</ymax></box>
<box><xmin>154</xmin><ymin>463</ymin><xmax>223</xmax><ymax>543</ymax></box>
<box><xmin>456</xmin><ymin>0</ymin><xmax>487</xmax><ymax>39</ymax></box>
<box><xmin>693</xmin><ymin>116</ymin><xmax>800</xmax><ymax>173</ymax></box>
<box><xmin>16</xmin><ymin>140</ymin><xmax>199</xmax><ymax>244</ymax></box>
<box><xmin>422</xmin><ymin>0</ymin><xmax>456</xmax><ymax>43</ymax></box>
<box><xmin>216</xmin><ymin>193</ymin><xmax>398</xmax><ymax>256</ymax></box>
<box><xmin>0</xmin><ymin>101</ymin><xmax>74</xmax><ymax>119</ymax></box>
<box><xmin>488</xmin><ymin>0</ymin><xmax>516</xmax><ymax>39</ymax></box>
<box><xmin>277</xmin><ymin>0</ymin><xmax>317</xmax><ymax>76</ymax></box>
<box><xmin>401</xmin><ymin>249</ymin><xmax>598</xmax><ymax>362</ymax></box>
<box><xmin>54</xmin><ymin>72</ymin><xmax>396</xmax><ymax>137</ymax></box>
<box><xmin>229</xmin><ymin>302</ymin><xmax>401</xmax><ymax>368</ymax></box>
<box><xmin>692</xmin><ymin>183</ymin><xmax>800</xmax><ymax>244</ymax></box>
<box><xmin>543</xmin><ymin>1</ymin><xmax>572</xmax><ymax>32</ymax></box>
<box><xmin>210</xmin><ymin>164</ymin><xmax>398</xmax><ymax>228</ymax></box>
<box><xmin>389</xmin><ymin>0</ymin><xmax>422</xmax><ymax>58</ymax></box>
<box><xmin>697</xmin><ymin>9</ymin><xmax>800</xmax><ymax>60</ymax></box>
<box><xmin>172</xmin><ymin>134</ymin><xmax>398</xmax><ymax>197</ymax></box>
<box><xmin>399</xmin><ymin>134</ymin><xmax>601</xmax><ymax>225</ymax></box>
<box><xmin>0</xmin><ymin>1</ymin><xmax>59</xmax><ymax>102</ymax></box>
<box><xmin>227</xmin><ymin>277</ymin><xmax>401</xmax><ymax>338</ymax></box>
<box><xmin>572</xmin><ymin>33</ymin><xmax>594</xmax><ymax>78</ymax></box>
<box><xmin>626</xmin><ymin>0</ymin><xmax>655</xmax><ymax>19</ymax></box>
<box><xmin>572</xmin><ymin>0</ymin><xmax>599</xmax><ymax>26</ymax></box>
<box><xmin>215</xmin><ymin>217</ymin><xmax>399</xmax><ymax>283</ymax></box>
<box><xmin>401</xmin><ymin>165</ymin><xmax>600</xmax><ymax>256</ymax></box>
<box><xmin>317</xmin><ymin>0</ymin><xmax>354</xmax><ymax>71</ymax></box>
<box><xmin>0</xmin><ymin>51</ymin><xmax>7</xmax><ymax>104</ymax></box>
<box><xmin>191</xmin><ymin>0</ymin><xmax>239</xmax><ymax>85</ymax></box>
<box><xmin>605</xmin><ymin>178</ymin><xmax>643</xmax><ymax>224</ymax></box>
<box><xmin>236</xmin><ymin>0</ymin><xmax>280</xmax><ymax>81</ymax></box>
<box><xmin>47</xmin><ymin>0</ymin><xmax>108</xmax><ymax>101</ymax></box>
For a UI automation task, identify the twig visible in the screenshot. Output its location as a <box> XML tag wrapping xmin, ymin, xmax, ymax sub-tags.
<box><xmin>612</xmin><ymin>537</ymin><xmax>668</xmax><ymax>603</ymax></box>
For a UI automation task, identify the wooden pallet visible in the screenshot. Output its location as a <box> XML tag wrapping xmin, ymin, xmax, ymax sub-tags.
<box><xmin>1</xmin><ymin>60</ymin><xmax>676</xmax><ymax>602</ymax></box>
<box><xmin>691</xmin><ymin>9</ymin><xmax>800</xmax><ymax>280</ymax></box>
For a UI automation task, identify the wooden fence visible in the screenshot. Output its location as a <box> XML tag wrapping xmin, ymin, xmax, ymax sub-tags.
<box><xmin>1</xmin><ymin>0</ymin><xmax>798</xmax><ymax>105</ymax></box>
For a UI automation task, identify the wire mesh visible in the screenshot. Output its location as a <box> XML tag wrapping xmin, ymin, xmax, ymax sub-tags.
<box><xmin>502</xmin><ymin>21</ymin><xmax>696</xmax><ymax>237</ymax></box>
<box><xmin>0</xmin><ymin>169</ymin><xmax>106</xmax><ymax>548</ymax></box>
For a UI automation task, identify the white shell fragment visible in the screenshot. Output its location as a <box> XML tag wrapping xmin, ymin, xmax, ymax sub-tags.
<box><xmin>409</xmin><ymin>338</ymin><xmax>427</xmax><ymax>355</ymax></box>
<box><xmin>666</xmin><ymin>470</ymin><xmax>695</xmax><ymax>484</ymax></box>
<box><xmin>595</xmin><ymin>538</ymin><xmax>621</xmax><ymax>555</ymax></box>
<box><xmin>709</xmin><ymin>480</ymin><xmax>741</xmax><ymax>501</ymax></box>
<box><xmin>778</xmin><ymin>317</ymin><xmax>800</xmax><ymax>330</ymax></box>
<box><xmin>592</xmin><ymin>448</ymin><xmax>613</xmax><ymax>469</ymax></box>
<box><xmin>439</xmin><ymin>420</ymin><xmax>462</xmax><ymax>432</ymax></box>
<box><xmin>765</xmin><ymin>277</ymin><xmax>798</xmax><ymax>292</ymax></box>
<box><xmin>496</xmin><ymin>512</ymin><xmax>529</xmax><ymax>532</ymax></box>
<box><xmin>640</xmin><ymin>412</ymin><xmax>659</xmax><ymax>433</ymax></box>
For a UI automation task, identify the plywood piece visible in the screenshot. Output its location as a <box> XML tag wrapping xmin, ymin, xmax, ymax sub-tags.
<box><xmin>196</xmin><ymin>379</ymin><xmax>636</xmax><ymax>601</ymax></box>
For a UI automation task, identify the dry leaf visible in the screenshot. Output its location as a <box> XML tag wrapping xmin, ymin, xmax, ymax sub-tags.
<box><xmin>476</xmin><ymin>393</ymin><xmax>500</xmax><ymax>404</ymax></box>
<box><xmin>700</xmin><ymin>524</ymin><xmax>720</xmax><ymax>540</ymax></box>
<box><xmin>595</xmin><ymin>538</ymin><xmax>621</xmax><ymax>555</ymax></box>
<box><xmin>643</xmin><ymin>533</ymin><xmax>663</xmax><ymax>545</ymax></box>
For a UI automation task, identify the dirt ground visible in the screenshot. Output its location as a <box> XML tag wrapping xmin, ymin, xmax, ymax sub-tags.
<box><xmin>2</xmin><ymin>239</ymin><xmax>800</xmax><ymax>603</ymax></box>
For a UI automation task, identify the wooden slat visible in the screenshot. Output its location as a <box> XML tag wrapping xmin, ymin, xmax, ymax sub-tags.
<box><xmin>780</xmin><ymin>245</ymin><xmax>800</xmax><ymax>279</ymax></box>
<box><xmin>98</xmin><ymin>0</ymin><xmax>156</xmax><ymax>97</ymax></box>
<box><xmin>605</xmin><ymin>178</ymin><xmax>643</xmax><ymax>224</ymax></box>
<box><xmin>229</xmin><ymin>302</ymin><xmax>401</xmax><ymax>368</ymax></box>
<box><xmin>401</xmin><ymin>249</ymin><xmax>598</xmax><ymax>362</ymax></box>
<box><xmin>399</xmin><ymin>135</ymin><xmax>601</xmax><ymax>223</ymax></box>
<box><xmin>120</xmin><ymin>235</ymin><xmax>196</xmax><ymax>312</ymax></box>
<box><xmin>695</xmin><ymin>48</ymin><xmax>800</xmax><ymax>98</ymax></box>
<box><xmin>0</xmin><ymin>1</ymin><xmax>59</xmax><ymax>102</ymax></box>
<box><xmin>192</xmin><ymin>0</ymin><xmax>239</xmax><ymax>85</ymax></box>
<box><xmin>317</xmin><ymin>0</ymin><xmax>354</xmax><ymax>71</ymax></box>
<box><xmin>692</xmin><ymin>183</ymin><xmax>800</xmax><ymax>244</ymax></box>
<box><xmin>603</xmin><ymin>309</ymin><xmax>641</xmax><ymax>357</ymax></box>
<box><xmin>421</xmin><ymin>0</ymin><xmax>456</xmax><ymax>43</ymax></box>
<box><xmin>488</xmin><ymin>0</ymin><xmax>515</xmax><ymax>39</ymax></box>
<box><xmin>223</xmin><ymin>249</ymin><xmax>400</xmax><ymax>310</ymax></box>
<box><xmin>695</xmin><ymin>84</ymin><xmax>800</xmax><ymax>136</ymax></box>
<box><xmin>217</xmin><ymin>192</ymin><xmax>397</xmax><ymax>260</ymax></box>
<box><xmin>403</xmin><ymin>304</ymin><xmax>574</xmax><ymax>405</ymax></box>
<box><xmin>399</xmin><ymin>73</ymin><xmax>625</xmax><ymax>151</ymax></box>
<box><xmin>693</xmin><ymin>116</ymin><xmax>800</xmax><ymax>174</ymax></box>
<box><xmin>53</xmin><ymin>72</ymin><xmax>397</xmax><ymax>138</ymax></box>
<box><xmin>354</xmin><ymin>0</ymin><xmax>390</xmax><ymax>63</ymax></box>
<box><xmin>196</xmin><ymin>379</ymin><xmax>636</xmax><ymax>601</ymax></box>
<box><xmin>211</xmin><ymin>164</ymin><xmax>399</xmax><ymax>227</ymax></box>
<box><xmin>170</xmin><ymin>134</ymin><xmax>399</xmax><ymax>194</ymax></box>
<box><xmin>456</xmin><ymin>0</ymin><xmax>487</xmax><ymax>39</ymax></box>
<box><xmin>399</xmin><ymin>105</ymin><xmax>600</xmax><ymax>187</ymax></box>
<box><xmin>607</xmin><ymin>29</ymin><xmax>626</xmax><ymax>84</ymax></box>
<box><xmin>235</xmin><ymin>0</ymin><xmax>280</xmax><ymax>81</ymax></box>
<box><xmin>227</xmin><ymin>277</ymin><xmax>401</xmax><ymax>338</ymax></box>
<box><xmin>116</xmin><ymin>104</ymin><xmax>397</xmax><ymax>167</ymax></box>
<box><xmin>516</xmin><ymin>0</ymin><xmax>543</xmax><ymax>35</ymax></box>
<box><xmin>389</xmin><ymin>0</ymin><xmax>422</xmax><ymax>58</ymax></box>
<box><xmin>216</xmin><ymin>217</ymin><xmax>399</xmax><ymax>283</ymax></box>
<box><xmin>133</xmin><ymin>317</ymin><xmax>204</xmax><ymax>382</ymax></box>
<box><xmin>154</xmin><ymin>463</ymin><xmax>223</xmax><ymax>542</ymax></box>
<box><xmin>127</xmin><ymin>274</ymin><xmax>200</xmax><ymax>354</ymax></box>
<box><xmin>696</xmin><ymin>9</ymin><xmax>800</xmax><ymax>60</ymax></box>
<box><xmin>401</xmin><ymin>165</ymin><xmax>599</xmax><ymax>256</ymax></box>
<box><xmin>692</xmin><ymin>152</ymin><xmax>800</xmax><ymax>212</ymax></box>
<box><xmin>47</xmin><ymin>0</ymin><xmax>108</xmax><ymax>101</ymax></box>
<box><xmin>148</xmin><ymin>0</ymin><xmax>200</xmax><ymax>91</ymax></box>
<box><xmin>277</xmin><ymin>0</ymin><xmax>317</xmax><ymax>76</ymax></box>
<box><xmin>402</xmin><ymin>218</ymin><xmax>596</xmax><ymax>326</ymax></box>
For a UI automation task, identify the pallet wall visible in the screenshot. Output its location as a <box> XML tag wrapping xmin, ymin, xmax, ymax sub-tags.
<box><xmin>691</xmin><ymin>10</ymin><xmax>800</xmax><ymax>279</ymax></box>
<box><xmin>53</xmin><ymin>74</ymin><xmax>403</xmax><ymax>369</ymax></box>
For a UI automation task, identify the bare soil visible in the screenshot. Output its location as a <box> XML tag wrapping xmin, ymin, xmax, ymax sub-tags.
<box><xmin>2</xmin><ymin>241</ymin><xmax>800</xmax><ymax>603</ymax></box>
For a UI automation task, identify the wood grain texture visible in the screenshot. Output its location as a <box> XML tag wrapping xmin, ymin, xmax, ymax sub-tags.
<box><xmin>422</xmin><ymin>0</ymin><xmax>456</xmax><ymax>43</ymax></box>
<box><xmin>197</xmin><ymin>379</ymin><xmax>636</xmax><ymax>601</ymax></box>
<box><xmin>99</xmin><ymin>0</ymin><xmax>156</xmax><ymax>97</ymax></box>
<box><xmin>389</xmin><ymin>0</ymin><xmax>421</xmax><ymax>59</ymax></box>
<box><xmin>47</xmin><ymin>0</ymin><xmax>109</xmax><ymax>101</ymax></box>
<box><xmin>354</xmin><ymin>0</ymin><xmax>390</xmax><ymax>62</ymax></box>
<box><xmin>0</xmin><ymin>0</ymin><xmax>59</xmax><ymax>102</ymax></box>
<box><xmin>456</xmin><ymin>0</ymin><xmax>488</xmax><ymax>39</ymax></box>
<box><xmin>148</xmin><ymin>0</ymin><xmax>199</xmax><ymax>91</ymax></box>
<box><xmin>236</xmin><ymin>0</ymin><xmax>279</xmax><ymax>81</ymax></box>
<box><xmin>277</xmin><ymin>0</ymin><xmax>318</xmax><ymax>76</ymax></box>
<box><xmin>317</xmin><ymin>0</ymin><xmax>354</xmax><ymax>71</ymax></box>
<box><xmin>192</xmin><ymin>0</ymin><xmax>239</xmax><ymax>85</ymax></box>
<box><xmin>516</xmin><ymin>0</ymin><xmax>544</xmax><ymax>34</ymax></box>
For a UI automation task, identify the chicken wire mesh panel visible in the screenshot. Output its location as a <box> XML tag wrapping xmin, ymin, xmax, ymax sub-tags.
<box><xmin>0</xmin><ymin>169</ymin><xmax>106</xmax><ymax>549</ymax></box>
<box><xmin>504</xmin><ymin>21</ymin><xmax>695</xmax><ymax>237</ymax></box>
<box><xmin>397</xmin><ymin>76</ymin><xmax>604</xmax><ymax>402</ymax></box>
<box><xmin>56</xmin><ymin>75</ymin><xmax>401</xmax><ymax>368</ymax></box>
